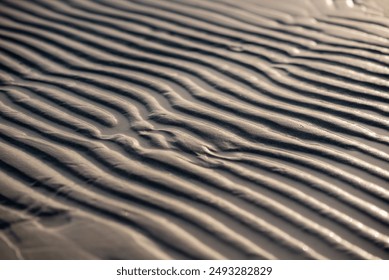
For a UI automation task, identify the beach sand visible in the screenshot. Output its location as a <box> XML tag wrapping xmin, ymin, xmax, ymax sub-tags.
<box><xmin>0</xmin><ymin>0</ymin><xmax>388</xmax><ymax>259</ymax></box>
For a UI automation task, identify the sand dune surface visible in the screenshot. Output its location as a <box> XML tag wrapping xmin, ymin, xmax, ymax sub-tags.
<box><xmin>0</xmin><ymin>0</ymin><xmax>388</xmax><ymax>259</ymax></box>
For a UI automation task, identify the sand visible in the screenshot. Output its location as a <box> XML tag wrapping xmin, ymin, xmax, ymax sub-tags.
<box><xmin>0</xmin><ymin>0</ymin><xmax>388</xmax><ymax>259</ymax></box>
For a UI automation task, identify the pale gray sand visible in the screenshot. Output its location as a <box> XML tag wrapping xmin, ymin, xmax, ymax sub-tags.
<box><xmin>0</xmin><ymin>0</ymin><xmax>388</xmax><ymax>259</ymax></box>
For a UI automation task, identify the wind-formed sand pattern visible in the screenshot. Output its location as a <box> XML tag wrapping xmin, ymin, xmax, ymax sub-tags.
<box><xmin>0</xmin><ymin>0</ymin><xmax>388</xmax><ymax>259</ymax></box>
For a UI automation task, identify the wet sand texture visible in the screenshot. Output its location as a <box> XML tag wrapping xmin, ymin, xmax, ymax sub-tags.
<box><xmin>0</xmin><ymin>0</ymin><xmax>388</xmax><ymax>259</ymax></box>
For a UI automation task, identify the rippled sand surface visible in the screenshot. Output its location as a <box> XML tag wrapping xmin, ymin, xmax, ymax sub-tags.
<box><xmin>0</xmin><ymin>0</ymin><xmax>388</xmax><ymax>259</ymax></box>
